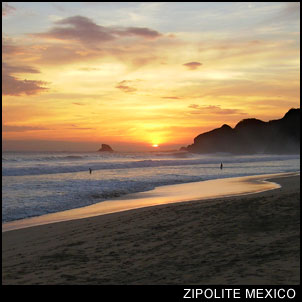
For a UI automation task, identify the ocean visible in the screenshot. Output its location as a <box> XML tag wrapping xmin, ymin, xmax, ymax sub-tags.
<box><xmin>2</xmin><ymin>151</ymin><xmax>300</xmax><ymax>223</ymax></box>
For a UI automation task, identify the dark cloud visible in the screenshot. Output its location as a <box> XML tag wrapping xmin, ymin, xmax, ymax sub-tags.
<box><xmin>115</xmin><ymin>80</ymin><xmax>137</xmax><ymax>93</ymax></box>
<box><xmin>72</xmin><ymin>102</ymin><xmax>85</xmax><ymax>106</ymax></box>
<box><xmin>183</xmin><ymin>62</ymin><xmax>202</xmax><ymax>70</ymax></box>
<box><xmin>37</xmin><ymin>16</ymin><xmax>114</xmax><ymax>44</ymax></box>
<box><xmin>188</xmin><ymin>104</ymin><xmax>245</xmax><ymax>115</ymax></box>
<box><xmin>2</xmin><ymin>62</ymin><xmax>48</xmax><ymax>96</ymax></box>
<box><xmin>116</xmin><ymin>27</ymin><xmax>162</xmax><ymax>39</ymax></box>
<box><xmin>2</xmin><ymin>74</ymin><xmax>47</xmax><ymax>96</ymax></box>
<box><xmin>33</xmin><ymin>15</ymin><xmax>162</xmax><ymax>46</ymax></box>
<box><xmin>2</xmin><ymin>2</ymin><xmax>15</xmax><ymax>16</ymax></box>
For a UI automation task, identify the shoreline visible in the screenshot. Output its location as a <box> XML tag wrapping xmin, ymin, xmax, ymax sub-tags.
<box><xmin>2</xmin><ymin>173</ymin><xmax>300</xmax><ymax>284</ymax></box>
<box><xmin>2</xmin><ymin>171</ymin><xmax>299</xmax><ymax>232</ymax></box>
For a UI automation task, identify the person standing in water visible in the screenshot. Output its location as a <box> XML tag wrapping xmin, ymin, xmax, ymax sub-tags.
<box><xmin>220</xmin><ymin>162</ymin><xmax>223</xmax><ymax>170</ymax></box>
<box><xmin>89</xmin><ymin>168</ymin><xmax>92</xmax><ymax>174</ymax></box>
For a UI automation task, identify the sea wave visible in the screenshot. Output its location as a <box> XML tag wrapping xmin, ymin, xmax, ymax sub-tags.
<box><xmin>2</xmin><ymin>154</ymin><xmax>299</xmax><ymax>176</ymax></box>
<box><xmin>2</xmin><ymin>155</ymin><xmax>88</xmax><ymax>162</ymax></box>
<box><xmin>2</xmin><ymin>175</ymin><xmax>203</xmax><ymax>222</ymax></box>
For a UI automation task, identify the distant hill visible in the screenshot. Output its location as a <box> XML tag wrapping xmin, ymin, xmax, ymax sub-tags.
<box><xmin>186</xmin><ymin>108</ymin><xmax>300</xmax><ymax>154</ymax></box>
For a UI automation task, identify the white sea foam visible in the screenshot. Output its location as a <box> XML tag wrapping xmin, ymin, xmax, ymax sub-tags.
<box><xmin>2</xmin><ymin>151</ymin><xmax>300</xmax><ymax>223</ymax></box>
<box><xmin>2</xmin><ymin>152</ymin><xmax>299</xmax><ymax>176</ymax></box>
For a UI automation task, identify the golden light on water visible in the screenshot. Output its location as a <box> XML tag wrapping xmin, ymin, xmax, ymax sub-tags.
<box><xmin>152</xmin><ymin>144</ymin><xmax>159</xmax><ymax>148</ymax></box>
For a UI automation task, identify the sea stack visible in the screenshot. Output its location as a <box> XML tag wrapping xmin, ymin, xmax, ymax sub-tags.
<box><xmin>98</xmin><ymin>144</ymin><xmax>114</xmax><ymax>152</ymax></box>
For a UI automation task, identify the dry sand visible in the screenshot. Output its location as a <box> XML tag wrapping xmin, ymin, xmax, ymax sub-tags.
<box><xmin>2</xmin><ymin>175</ymin><xmax>300</xmax><ymax>285</ymax></box>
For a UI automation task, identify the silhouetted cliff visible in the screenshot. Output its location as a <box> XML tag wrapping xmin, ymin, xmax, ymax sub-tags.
<box><xmin>187</xmin><ymin>108</ymin><xmax>300</xmax><ymax>154</ymax></box>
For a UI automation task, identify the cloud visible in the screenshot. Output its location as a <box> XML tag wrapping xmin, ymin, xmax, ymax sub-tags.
<box><xmin>183</xmin><ymin>62</ymin><xmax>202</xmax><ymax>70</ymax></box>
<box><xmin>2</xmin><ymin>43</ymin><xmax>21</xmax><ymax>55</ymax></box>
<box><xmin>2</xmin><ymin>62</ymin><xmax>40</xmax><ymax>74</ymax></box>
<box><xmin>161</xmin><ymin>96</ymin><xmax>183</xmax><ymax>100</ymax></box>
<box><xmin>78</xmin><ymin>67</ymin><xmax>100</xmax><ymax>72</ymax></box>
<box><xmin>52</xmin><ymin>3</ymin><xmax>67</xmax><ymax>12</ymax></box>
<box><xmin>33</xmin><ymin>15</ymin><xmax>162</xmax><ymax>46</ymax></box>
<box><xmin>3</xmin><ymin>124</ymin><xmax>50</xmax><ymax>132</ymax></box>
<box><xmin>2</xmin><ymin>62</ymin><xmax>48</xmax><ymax>96</ymax></box>
<box><xmin>2</xmin><ymin>37</ymin><xmax>23</xmax><ymax>55</ymax></box>
<box><xmin>66</xmin><ymin>124</ymin><xmax>95</xmax><ymax>130</ymax></box>
<box><xmin>34</xmin><ymin>44</ymin><xmax>99</xmax><ymax>65</ymax></box>
<box><xmin>118</xmin><ymin>27</ymin><xmax>162</xmax><ymax>39</ymax></box>
<box><xmin>2</xmin><ymin>2</ymin><xmax>15</xmax><ymax>16</ymax></box>
<box><xmin>188</xmin><ymin>104</ymin><xmax>245</xmax><ymax>115</ymax></box>
<box><xmin>278</xmin><ymin>2</ymin><xmax>300</xmax><ymax>21</ymax></box>
<box><xmin>261</xmin><ymin>2</ymin><xmax>300</xmax><ymax>26</ymax></box>
<box><xmin>2</xmin><ymin>74</ymin><xmax>48</xmax><ymax>96</ymax></box>
<box><xmin>72</xmin><ymin>102</ymin><xmax>85</xmax><ymax>106</ymax></box>
<box><xmin>7</xmin><ymin>14</ymin><xmax>174</xmax><ymax>68</ymax></box>
<box><xmin>115</xmin><ymin>80</ymin><xmax>137</xmax><ymax>93</ymax></box>
<box><xmin>35</xmin><ymin>16</ymin><xmax>114</xmax><ymax>44</ymax></box>
<box><xmin>68</xmin><ymin>128</ymin><xmax>94</xmax><ymax>130</ymax></box>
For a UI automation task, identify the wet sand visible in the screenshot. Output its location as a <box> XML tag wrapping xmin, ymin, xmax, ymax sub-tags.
<box><xmin>2</xmin><ymin>173</ymin><xmax>289</xmax><ymax>232</ymax></box>
<box><xmin>2</xmin><ymin>174</ymin><xmax>300</xmax><ymax>285</ymax></box>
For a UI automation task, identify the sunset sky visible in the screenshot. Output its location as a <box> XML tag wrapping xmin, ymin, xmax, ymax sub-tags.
<box><xmin>2</xmin><ymin>2</ymin><xmax>300</xmax><ymax>151</ymax></box>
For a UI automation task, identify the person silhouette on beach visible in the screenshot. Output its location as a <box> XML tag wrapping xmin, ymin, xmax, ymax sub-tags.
<box><xmin>220</xmin><ymin>162</ymin><xmax>223</xmax><ymax>170</ymax></box>
<box><xmin>89</xmin><ymin>168</ymin><xmax>92</xmax><ymax>174</ymax></box>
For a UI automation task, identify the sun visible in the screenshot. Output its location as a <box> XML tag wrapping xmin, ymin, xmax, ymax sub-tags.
<box><xmin>152</xmin><ymin>144</ymin><xmax>159</xmax><ymax>148</ymax></box>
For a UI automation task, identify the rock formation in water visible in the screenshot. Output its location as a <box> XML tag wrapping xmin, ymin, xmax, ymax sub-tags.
<box><xmin>186</xmin><ymin>108</ymin><xmax>300</xmax><ymax>154</ymax></box>
<box><xmin>98</xmin><ymin>144</ymin><xmax>114</xmax><ymax>152</ymax></box>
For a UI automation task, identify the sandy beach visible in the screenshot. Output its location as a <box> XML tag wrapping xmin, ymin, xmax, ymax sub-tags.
<box><xmin>2</xmin><ymin>174</ymin><xmax>300</xmax><ymax>285</ymax></box>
